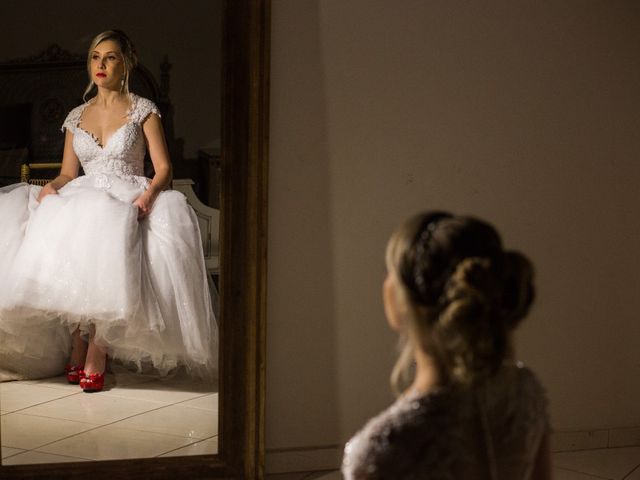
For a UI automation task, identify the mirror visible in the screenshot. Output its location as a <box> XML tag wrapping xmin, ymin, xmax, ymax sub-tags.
<box><xmin>0</xmin><ymin>0</ymin><xmax>268</xmax><ymax>478</ymax></box>
<box><xmin>0</xmin><ymin>0</ymin><xmax>222</xmax><ymax>466</ymax></box>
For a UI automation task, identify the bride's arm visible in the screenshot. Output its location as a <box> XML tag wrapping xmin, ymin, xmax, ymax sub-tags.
<box><xmin>36</xmin><ymin>130</ymin><xmax>80</xmax><ymax>202</ymax></box>
<box><xmin>134</xmin><ymin>113</ymin><xmax>172</xmax><ymax>219</ymax></box>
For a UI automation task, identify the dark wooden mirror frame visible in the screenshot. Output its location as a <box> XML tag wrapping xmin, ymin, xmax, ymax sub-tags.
<box><xmin>0</xmin><ymin>0</ymin><xmax>270</xmax><ymax>478</ymax></box>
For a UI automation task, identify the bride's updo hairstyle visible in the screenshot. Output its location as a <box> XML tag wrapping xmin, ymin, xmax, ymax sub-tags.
<box><xmin>387</xmin><ymin>212</ymin><xmax>535</xmax><ymax>393</ymax></box>
<box><xmin>83</xmin><ymin>29</ymin><xmax>138</xmax><ymax>102</ymax></box>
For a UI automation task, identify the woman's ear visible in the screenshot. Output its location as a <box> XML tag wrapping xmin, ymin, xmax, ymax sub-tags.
<box><xmin>383</xmin><ymin>272</ymin><xmax>405</xmax><ymax>331</ymax></box>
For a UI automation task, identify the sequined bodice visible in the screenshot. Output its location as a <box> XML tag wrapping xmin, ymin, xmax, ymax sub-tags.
<box><xmin>342</xmin><ymin>364</ymin><xmax>549</xmax><ymax>479</ymax></box>
<box><xmin>62</xmin><ymin>94</ymin><xmax>160</xmax><ymax>183</ymax></box>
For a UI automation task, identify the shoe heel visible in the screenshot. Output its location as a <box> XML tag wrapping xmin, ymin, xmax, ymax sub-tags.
<box><xmin>64</xmin><ymin>365</ymin><xmax>84</xmax><ymax>385</ymax></box>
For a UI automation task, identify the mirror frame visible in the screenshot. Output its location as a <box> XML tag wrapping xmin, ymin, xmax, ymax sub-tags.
<box><xmin>0</xmin><ymin>0</ymin><xmax>270</xmax><ymax>478</ymax></box>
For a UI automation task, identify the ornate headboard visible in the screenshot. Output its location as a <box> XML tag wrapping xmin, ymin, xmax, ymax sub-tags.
<box><xmin>0</xmin><ymin>44</ymin><xmax>181</xmax><ymax>186</ymax></box>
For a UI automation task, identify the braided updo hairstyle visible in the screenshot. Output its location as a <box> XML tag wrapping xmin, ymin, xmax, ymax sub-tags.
<box><xmin>387</xmin><ymin>212</ymin><xmax>534</xmax><ymax>393</ymax></box>
<box><xmin>83</xmin><ymin>29</ymin><xmax>138</xmax><ymax>102</ymax></box>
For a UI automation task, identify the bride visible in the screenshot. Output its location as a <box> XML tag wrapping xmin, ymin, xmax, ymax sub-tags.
<box><xmin>0</xmin><ymin>30</ymin><xmax>217</xmax><ymax>391</ymax></box>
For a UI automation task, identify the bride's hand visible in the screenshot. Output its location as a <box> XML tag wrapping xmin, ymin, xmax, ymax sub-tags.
<box><xmin>133</xmin><ymin>191</ymin><xmax>156</xmax><ymax>220</ymax></box>
<box><xmin>36</xmin><ymin>183</ymin><xmax>58</xmax><ymax>203</ymax></box>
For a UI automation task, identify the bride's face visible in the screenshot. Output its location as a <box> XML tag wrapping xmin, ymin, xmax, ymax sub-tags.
<box><xmin>90</xmin><ymin>40</ymin><xmax>124</xmax><ymax>90</ymax></box>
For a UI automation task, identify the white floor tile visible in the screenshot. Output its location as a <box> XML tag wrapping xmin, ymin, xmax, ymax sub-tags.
<box><xmin>37</xmin><ymin>424</ymin><xmax>198</xmax><ymax>461</ymax></box>
<box><xmin>554</xmin><ymin>447</ymin><xmax>640</xmax><ymax>479</ymax></box>
<box><xmin>3</xmin><ymin>450</ymin><xmax>90</xmax><ymax>465</ymax></box>
<box><xmin>177</xmin><ymin>393</ymin><xmax>218</xmax><ymax>411</ymax></box>
<box><xmin>0</xmin><ymin>383</ymin><xmax>77</xmax><ymax>413</ymax></box>
<box><xmin>18</xmin><ymin>391</ymin><xmax>167</xmax><ymax>425</ymax></box>
<box><xmin>306</xmin><ymin>471</ymin><xmax>342</xmax><ymax>479</ymax></box>
<box><xmin>553</xmin><ymin>467</ymin><xmax>604</xmax><ymax>479</ymax></box>
<box><xmin>100</xmin><ymin>381</ymin><xmax>213</xmax><ymax>404</ymax></box>
<box><xmin>112</xmin><ymin>403</ymin><xmax>217</xmax><ymax>439</ymax></box>
<box><xmin>154</xmin><ymin>376</ymin><xmax>217</xmax><ymax>395</ymax></box>
<box><xmin>264</xmin><ymin>474</ymin><xmax>311</xmax><ymax>480</ymax></box>
<box><xmin>552</xmin><ymin>430</ymin><xmax>609</xmax><ymax>452</ymax></box>
<box><xmin>159</xmin><ymin>435</ymin><xmax>218</xmax><ymax>456</ymax></box>
<box><xmin>32</xmin><ymin>375</ymin><xmax>88</xmax><ymax>392</ymax></box>
<box><xmin>610</xmin><ymin>427</ymin><xmax>640</xmax><ymax>449</ymax></box>
<box><xmin>1</xmin><ymin>412</ymin><xmax>98</xmax><ymax>450</ymax></box>
<box><xmin>1</xmin><ymin>446</ymin><xmax>25</xmax><ymax>459</ymax></box>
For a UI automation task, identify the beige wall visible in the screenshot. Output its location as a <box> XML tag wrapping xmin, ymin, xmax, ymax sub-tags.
<box><xmin>267</xmin><ymin>0</ymin><xmax>640</xmax><ymax>460</ymax></box>
<box><xmin>0</xmin><ymin>0</ymin><xmax>221</xmax><ymax>158</ymax></box>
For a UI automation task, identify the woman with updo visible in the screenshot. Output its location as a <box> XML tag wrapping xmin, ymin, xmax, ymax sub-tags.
<box><xmin>342</xmin><ymin>212</ymin><xmax>551</xmax><ymax>479</ymax></box>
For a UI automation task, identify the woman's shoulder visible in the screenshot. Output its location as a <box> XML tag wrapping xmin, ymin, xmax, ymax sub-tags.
<box><xmin>343</xmin><ymin>390</ymin><xmax>459</xmax><ymax>479</ymax></box>
<box><xmin>503</xmin><ymin>362</ymin><xmax>548</xmax><ymax>405</ymax></box>
<box><xmin>61</xmin><ymin>103</ymin><xmax>89</xmax><ymax>133</ymax></box>
<box><xmin>128</xmin><ymin>93</ymin><xmax>161</xmax><ymax>124</ymax></box>
<box><xmin>487</xmin><ymin>362</ymin><xmax>550</xmax><ymax>434</ymax></box>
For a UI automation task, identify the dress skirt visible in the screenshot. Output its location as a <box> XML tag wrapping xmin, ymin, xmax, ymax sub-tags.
<box><xmin>0</xmin><ymin>175</ymin><xmax>217</xmax><ymax>380</ymax></box>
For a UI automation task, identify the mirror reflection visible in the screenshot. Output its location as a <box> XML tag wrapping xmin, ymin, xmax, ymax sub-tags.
<box><xmin>0</xmin><ymin>0</ymin><xmax>221</xmax><ymax>465</ymax></box>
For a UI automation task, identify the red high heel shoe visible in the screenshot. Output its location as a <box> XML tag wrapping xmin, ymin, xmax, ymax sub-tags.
<box><xmin>80</xmin><ymin>372</ymin><xmax>105</xmax><ymax>392</ymax></box>
<box><xmin>64</xmin><ymin>365</ymin><xmax>85</xmax><ymax>385</ymax></box>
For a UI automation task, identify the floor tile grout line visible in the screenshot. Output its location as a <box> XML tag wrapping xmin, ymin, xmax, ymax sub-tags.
<box><xmin>170</xmin><ymin>393</ymin><xmax>219</xmax><ymax>411</ymax></box>
<box><xmin>302</xmin><ymin>471</ymin><xmax>339</xmax><ymax>480</ymax></box>
<box><xmin>6</xmin><ymin>400</ymin><xmax>217</xmax><ymax>454</ymax></box>
<box><xmin>5</xmin><ymin>442</ymin><xmax>91</xmax><ymax>463</ymax></box>
<box><xmin>1</xmin><ymin>390</ymin><xmax>84</xmax><ymax>416</ymax></box>
<box><xmin>15</xmin><ymin>420</ymin><xmax>206</xmax><ymax>462</ymax></box>
<box><xmin>99</xmin><ymin>421</ymin><xmax>216</xmax><ymax>442</ymax></box>
<box><xmin>1</xmin><ymin>410</ymin><xmax>101</xmax><ymax>428</ymax></box>
<box><xmin>96</xmin><ymin>393</ymin><xmax>218</xmax><ymax>414</ymax></box>
<box><xmin>623</xmin><ymin>462</ymin><xmax>640</xmax><ymax>480</ymax></box>
<box><xmin>2</xmin><ymin>381</ymin><xmax>218</xmax><ymax>461</ymax></box>
<box><xmin>554</xmin><ymin>466</ymin><xmax>615</xmax><ymax>480</ymax></box>
<box><xmin>154</xmin><ymin>434</ymin><xmax>219</xmax><ymax>457</ymax></box>
<box><xmin>26</xmin><ymin>448</ymin><xmax>95</xmax><ymax>462</ymax></box>
<box><xmin>2</xmin><ymin>393</ymin><xmax>171</xmax><ymax>421</ymax></box>
<box><xmin>2</xmin><ymin>386</ymin><xmax>216</xmax><ymax>433</ymax></box>
<box><xmin>101</xmin><ymin>396</ymin><xmax>218</xmax><ymax>440</ymax></box>
<box><xmin>2</xmin><ymin>402</ymin><xmax>178</xmax><ymax>451</ymax></box>
<box><xmin>6</xmin><ymin>422</ymin><xmax>116</xmax><ymax>453</ymax></box>
<box><xmin>98</xmin><ymin>391</ymin><xmax>215</xmax><ymax>406</ymax></box>
<box><xmin>1</xmin><ymin>447</ymin><xmax>27</xmax><ymax>461</ymax></box>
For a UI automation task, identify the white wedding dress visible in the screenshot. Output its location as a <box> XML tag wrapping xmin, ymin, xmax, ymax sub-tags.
<box><xmin>342</xmin><ymin>363</ymin><xmax>548</xmax><ymax>479</ymax></box>
<box><xmin>0</xmin><ymin>93</ymin><xmax>217</xmax><ymax>381</ymax></box>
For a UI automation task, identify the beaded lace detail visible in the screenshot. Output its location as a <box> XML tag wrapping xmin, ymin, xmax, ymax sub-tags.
<box><xmin>342</xmin><ymin>364</ymin><xmax>549</xmax><ymax>479</ymax></box>
<box><xmin>61</xmin><ymin>94</ymin><xmax>161</xmax><ymax>189</ymax></box>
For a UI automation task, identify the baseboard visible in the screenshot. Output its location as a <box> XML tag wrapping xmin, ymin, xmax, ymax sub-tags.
<box><xmin>265</xmin><ymin>445</ymin><xmax>343</xmax><ymax>474</ymax></box>
<box><xmin>551</xmin><ymin>426</ymin><xmax>640</xmax><ymax>452</ymax></box>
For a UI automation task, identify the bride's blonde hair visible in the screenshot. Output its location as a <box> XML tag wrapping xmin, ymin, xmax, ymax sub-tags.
<box><xmin>386</xmin><ymin>212</ymin><xmax>535</xmax><ymax>395</ymax></box>
<box><xmin>83</xmin><ymin>30</ymin><xmax>138</xmax><ymax>102</ymax></box>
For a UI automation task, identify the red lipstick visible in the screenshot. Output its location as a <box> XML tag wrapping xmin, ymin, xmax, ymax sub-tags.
<box><xmin>96</xmin><ymin>72</ymin><xmax>106</xmax><ymax>78</ymax></box>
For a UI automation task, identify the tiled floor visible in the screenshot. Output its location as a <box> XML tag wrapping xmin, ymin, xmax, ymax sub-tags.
<box><xmin>264</xmin><ymin>447</ymin><xmax>640</xmax><ymax>479</ymax></box>
<box><xmin>2</xmin><ymin>376</ymin><xmax>638</xmax><ymax>479</ymax></box>
<box><xmin>0</xmin><ymin>371</ymin><xmax>218</xmax><ymax>464</ymax></box>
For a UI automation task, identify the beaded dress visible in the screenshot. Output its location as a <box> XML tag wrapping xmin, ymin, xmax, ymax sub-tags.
<box><xmin>0</xmin><ymin>94</ymin><xmax>217</xmax><ymax>381</ymax></box>
<box><xmin>342</xmin><ymin>363</ymin><xmax>548</xmax><ymax>479</ymax></box>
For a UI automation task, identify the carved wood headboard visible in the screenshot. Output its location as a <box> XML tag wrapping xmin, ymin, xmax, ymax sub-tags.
<box><xmin>0</xmin><ymin>44</ymin><xmax>180</xmax><ymax>186</ymax></box>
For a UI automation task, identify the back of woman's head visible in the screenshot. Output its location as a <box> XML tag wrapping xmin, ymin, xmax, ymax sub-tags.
<box><xmin>387</xmin><ymin>211</ymin><xmax>535</xmax><ymax>390</ymax></box>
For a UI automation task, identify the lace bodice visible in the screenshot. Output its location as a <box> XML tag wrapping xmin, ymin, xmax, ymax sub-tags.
<box><xmin>342</xmin><ymin>363</ymin><xmax>549</xmax><ymax>479</ymax></box>
<box><xmin>61</xmin><ymin>93</ymin><xmax>160</xmax><ymax>188</ymax></box>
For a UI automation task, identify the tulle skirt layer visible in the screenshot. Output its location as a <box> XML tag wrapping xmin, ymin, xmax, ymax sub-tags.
<box><xmin>0</xmin><ymin>176</ymin><xmax>217</xmax><ymax>380</ymax></box>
